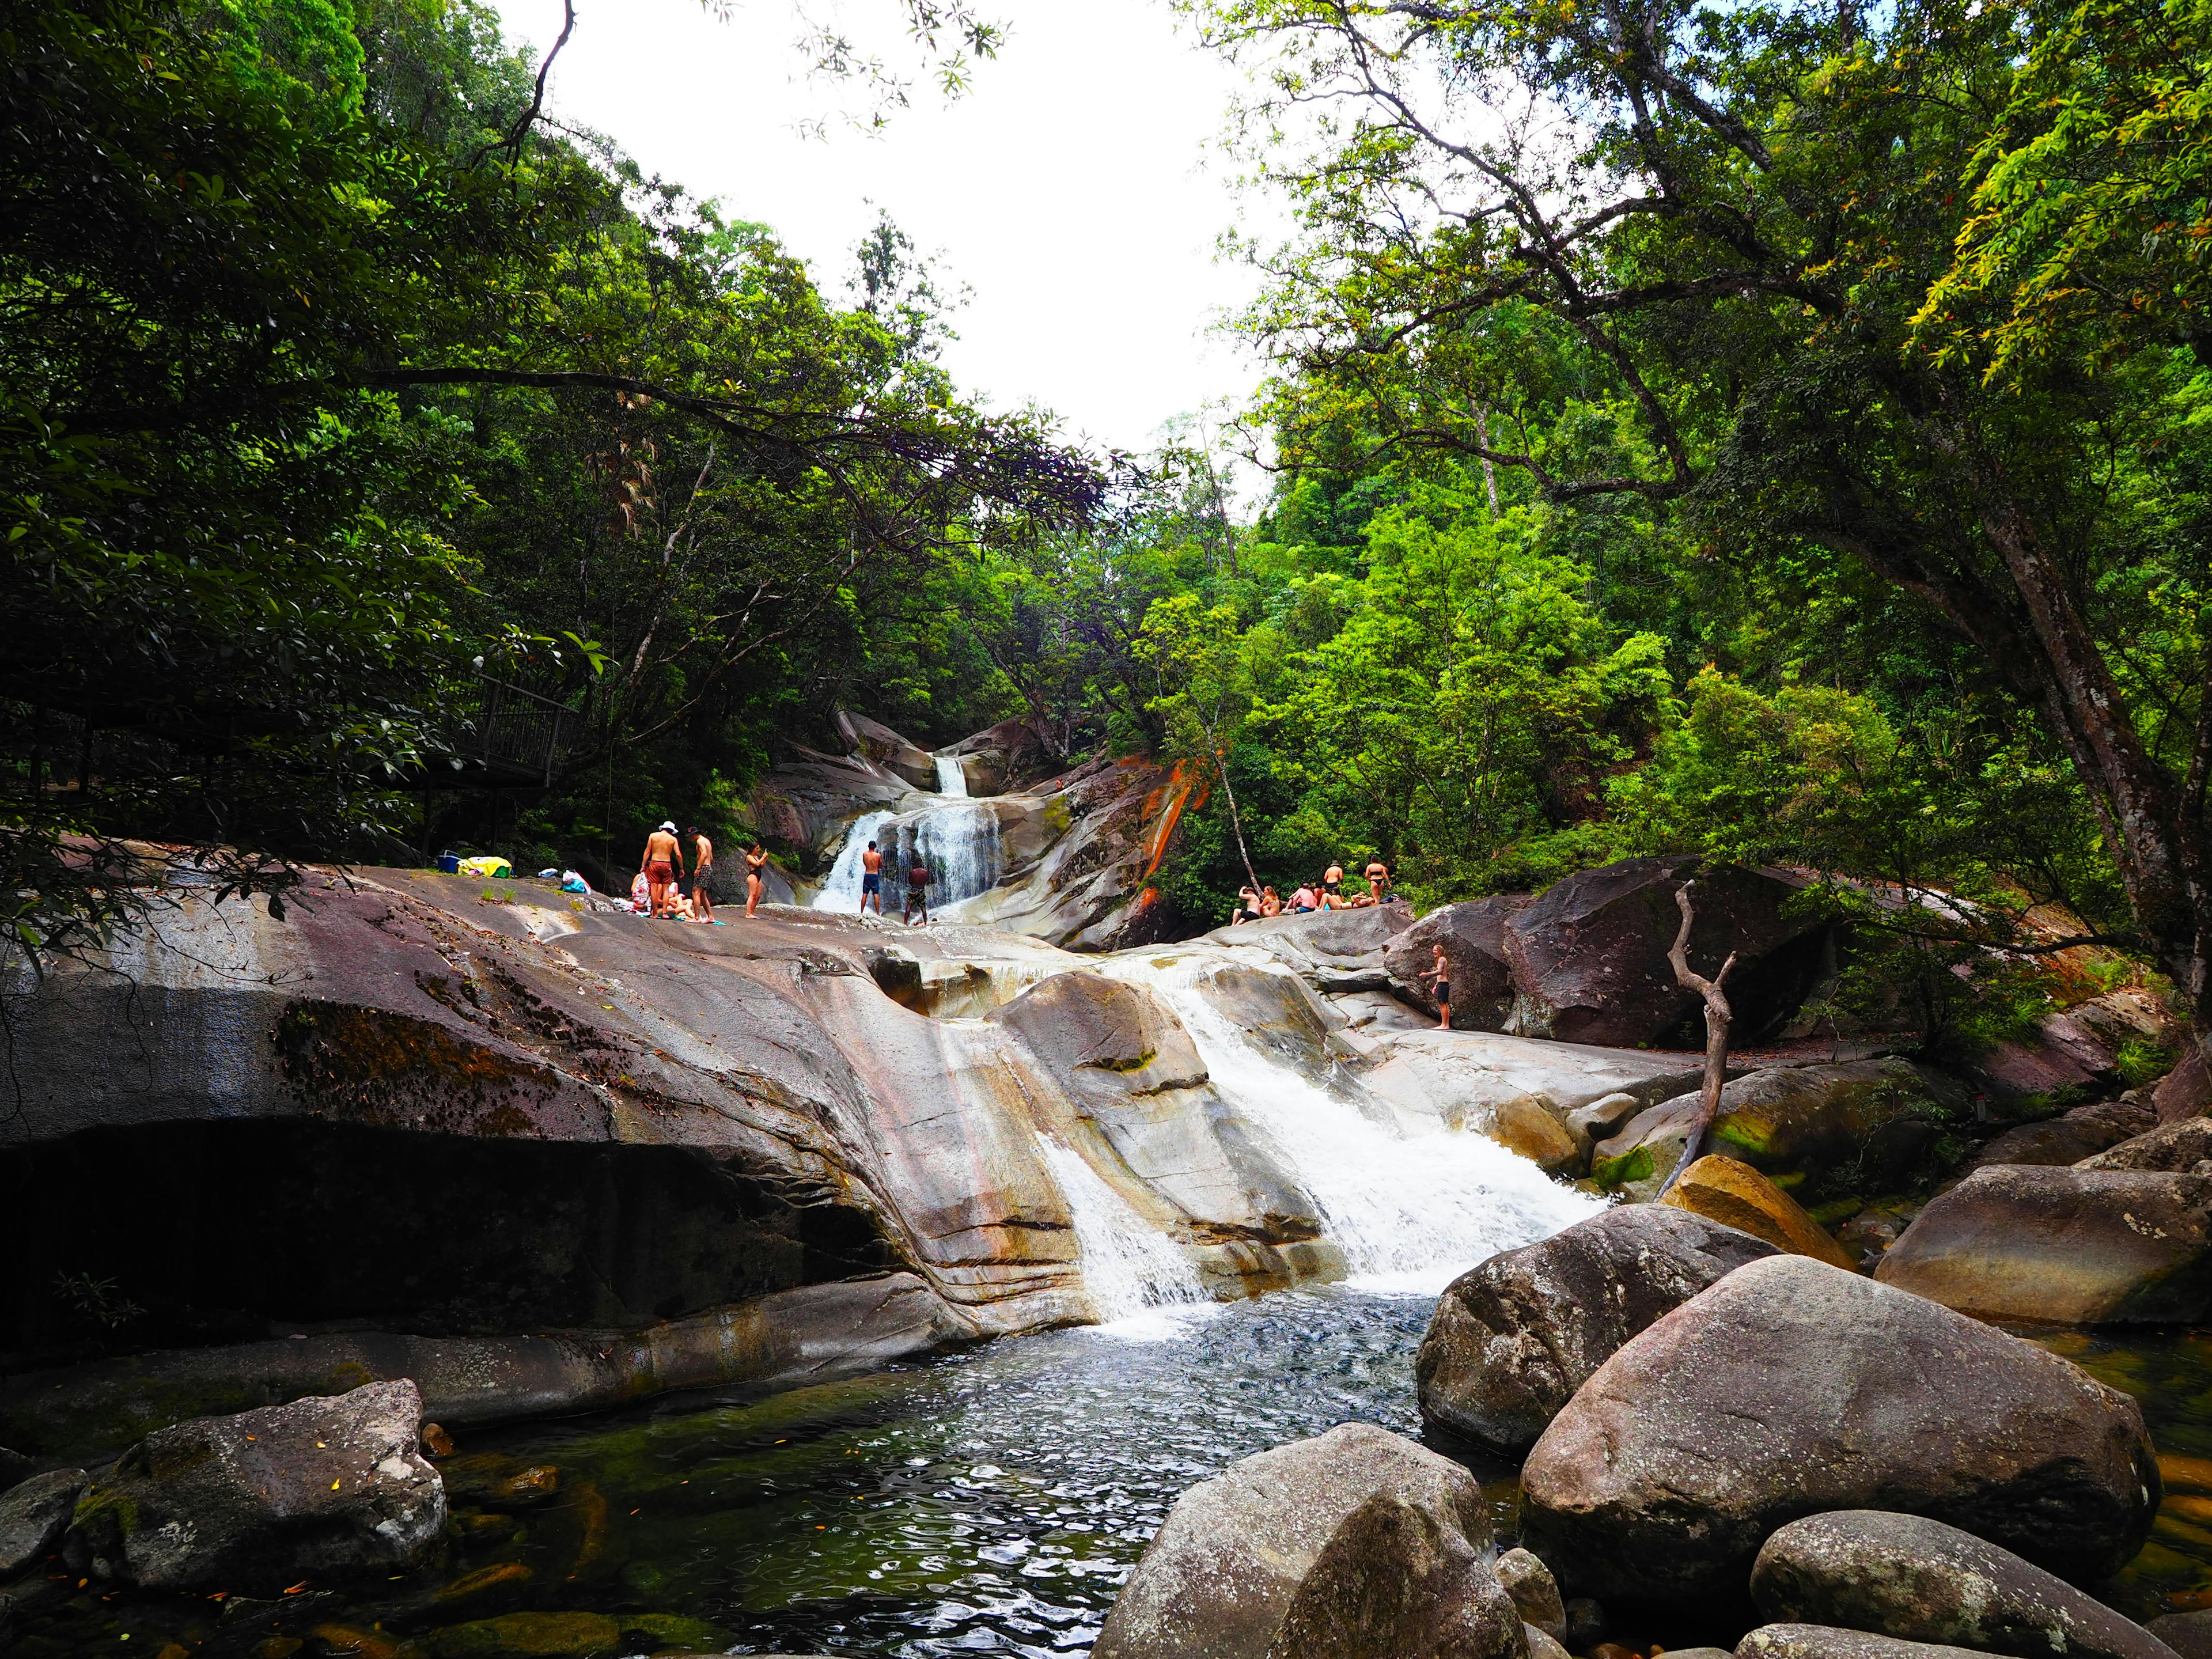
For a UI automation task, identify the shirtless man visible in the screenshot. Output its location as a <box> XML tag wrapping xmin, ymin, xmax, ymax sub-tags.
<box><xmin>1323</xmin><ymin>861</ymin><xmax>1345</xmax><ymax>907</ymax></box>
<box><xmin>687</xmin><ymin>825</ymin><xmax>715</xmax><ymax>923</ymax></box>
<box><xmin>904</xmin><ymin>855</ymin><xmax>931</xmax><ymax>926</ymax></box>
<box><xmin>860</xmin><ymin>839</ymin><xmax>885</xmax><ymax>916</ymax></box>
<box><xmin>1421</xmin><ymin>942</ymin><xmax>1452</xmax><ymax>1030</ymax></box>
<box><xmin>640</xmin><ymin>821</ymin><xmax>680</xmax><ymax>919</ymax></box>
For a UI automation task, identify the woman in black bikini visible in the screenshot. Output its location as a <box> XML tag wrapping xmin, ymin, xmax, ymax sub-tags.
<box><xmin>744</xmin><ymin>843</ymin><xmax>770</xmax><ymax>918</ymax></box>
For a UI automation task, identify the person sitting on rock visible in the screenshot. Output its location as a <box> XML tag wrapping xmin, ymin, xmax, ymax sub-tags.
<box><xmin>1234</xmin><ymin>884</ymin><xmax>1260</xmax><ymax>925</ymax></box>
<box><xmin>904</xmin><ymin>856</ymin><xmax>931</xmax><ymax>925</ymax></box>
<box><xmin>1288</xmin><ymin>882</ymin><xmax>1317</xmax><ymax>912</ymax></box>
<box><xmin>1260</xmin><ymin>885</ymin><xmax>1282</xmax><ymax>917</ymax></box>
<box><xmin>1421</xmin><ymin>942</ymin><xmax>1452</xmax><ymax>1030</ymax></box>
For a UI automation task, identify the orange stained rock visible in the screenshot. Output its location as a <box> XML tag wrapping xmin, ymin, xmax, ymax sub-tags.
<box><xmin>1659</xmin><ymin>1154</ymin><xmax>1858</xmax><ymax>1271</ymax></box>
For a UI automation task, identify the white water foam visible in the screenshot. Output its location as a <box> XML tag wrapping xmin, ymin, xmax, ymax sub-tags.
<box><xmin>934</xmin><ymin>753</ymin><xmax>970</xmax><ymax>797</ymax></box>
<box><xmin>1114</xmin><ymin>956</ymin><xmax>1601</xmax><ymax>1296</ymax></box>
<box><xmin>812</xmin><ymin>810</ymin><xmax>897</xmax><ymax>914</ymax></box>
<box><xmin>1033</xmin><ymin>1139</ymin><xmax>1217</xmax><ymax>1341</ymax></box>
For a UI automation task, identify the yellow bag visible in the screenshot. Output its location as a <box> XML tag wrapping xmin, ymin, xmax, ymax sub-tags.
<box><xmin>459</xmin><ymin>855</ymin><xmax>512</xmax><ymax>879</ymax></box>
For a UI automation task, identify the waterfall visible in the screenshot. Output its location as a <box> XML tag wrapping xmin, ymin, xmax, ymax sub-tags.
<box><xmin>1034</xmin><ymin>1141</ymin><xmax>1213</xmax><ymax>1336</ymax></box>
<box><xmin>812</xmin><ymin>810</ymin><xmax>897</xmax><ymax>914</ymax></box>
<box><xmin>934</xmin><ymin>753</ymin><xmax>970</xmax><ymax>797</ymax></box>
<box><xmin>1113</xmin><ymin>957</ymin><xmax>1601</xmax><ymax>1294</ymax></box>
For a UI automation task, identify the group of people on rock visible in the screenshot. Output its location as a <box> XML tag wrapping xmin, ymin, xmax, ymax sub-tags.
<box><xmin>1232</xmin><ymin>857</ymin><xmax>1397</xmax><ymax>925</ymax></box>
<box><xmin>634</xmin><ymin>821</ymin><xmax>772</xmax><ymax>922</ymax></box>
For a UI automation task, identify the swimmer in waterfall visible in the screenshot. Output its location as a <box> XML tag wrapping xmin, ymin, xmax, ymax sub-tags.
<box><xmin>687</xmin><ymin>827</ymin><xmax>715</xmax><ymax>923</ymax></box>
<box><xmin>744</xmin><ymin>843</ymin><xmax>769</xmax><ymax>918</ymax></box>
<box><xmin>904</xmin><ymin>855</ymin><xmax>931</xmax><ymax>926</ymax></box>
<box><xmin>641</xmin><ymin>821</ymin><xmax>680</xmax><ymax>919</ymax></box>
<box><xmin>1422</xmin><ymin>942</ymin><xmax>1452</xmax><ymax>1030</ymax></box>
<box><xmin>860</xmin><ymin>839</ymin><xmax>884</xmax><ymax>916</ymax></box>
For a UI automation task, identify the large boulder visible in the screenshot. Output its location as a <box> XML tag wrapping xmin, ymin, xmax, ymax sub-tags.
<box><xmin>1968</xmin><ymin>1099</ymin><xmax>2157</xmax><ymax>1172</ymax></box>
<box><xmin>2156</xmin><ymin>1048</ymin><xmax>2211</xmax><ymax>1125</ymax></box>
<box><xmin>835</xmin><ymin>709</ymin><xmax>939</xmax><ymax>789</ymax></box>
<box><xmin>1592</xmin><ymin>1060</ymin><xmax>1960</xmax><ymax>1203</ymax></box>
<box><xmin>1874</xmin><ymin>1166</ymin><xmax>2212</xmax><ymax>1323</ymax></box>
<box><xmin>1383</xmin><ymin>897</ymin><xmax>1531</xmax><ymax>1029</ymax></box>
<box><xmin>1502</xmin><ymin>858</ymin><xmax>1828</xmax><ymax>1048</ymax></box>
<box><xmin>1751</xmin><ymin>1510</ymin><xmax>2179</xmax><ymax>1659</ymax></box>
<box><xmin>2079</xmin><ymin>1115</ymin><xmax>2212</xmax><ymax>1173</ymax></box>
<box><xmin>1518</xmin><ymin>1255</ymin><xmax>2158</xmax><ymax>1603</ymax></box>
<box><xmin>0</xmin><ymin>1468</ymin><xmax>86</xmax><ymax>1575</ymax></box>
<box><xmin>1658</xmin><ymin>1155</ymin><xmax>1859</xmax><ymax>1269</ymax></box>
<box><xmin>66</xmin><ymin>1378</ymin><xmax>446</xmax><ymax>1590</ymax></box>
<box><xmin>2149</xmin><ymin>1614</ymin><xmax>2212</xmax><ymax>1659</ymax></box>
<box><xmin>1415</xmin><ymin>1206</ymin><xmax>1777</xmax><ymax>1452</ymax></box>
<box><xmin>1740</xmin><ymin>1627</ymin><xmax>1994</xmax><ymax>1659</ymax></box>
<box><xmin>1091</xmin><ymin>1422</ymin><xmax>1521</xmax><ymax>1659</ymax></box>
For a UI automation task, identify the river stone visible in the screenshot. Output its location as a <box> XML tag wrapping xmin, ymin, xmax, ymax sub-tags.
<box><xmin>1593</xmin><ymin>1060</ymin><xmax>1958</xmax><ymax>1205</ymax></box>
<box><xmin>1969</xmin><ymin>1100</ymin><xmax>2156</xmax><ymax>1172</ymax></box>
<box><xmin>1501</xmin><ymin>858</ymin><xmax>1826</xmax><ymax>1048</ymax></box>
<box><xmin>1738</xmin><ymin>1626</ymin><xmax>1996</xmax><ymax>1659</ymax></box>
<box><xmin>2079</xmin><ymin>1117</ymin><xmax>2212</xmax><ymax>1173</ymax></box>
<box><xmin>1261</xmin><ymin>1490</ymin><xmax>1525</xmax><ymax>1659</ymax></box>
<box><xmin>1092</xmin><ymin>1422</ymin><xmax>1501</xmax><ymax>1659</ymax></box>
<box><xmin>1751</xmin><ymin>1511</ymin><xmax>2178</xmax><ymax>1659</ymax></box>
<box><xmin>1525</xmin><ymin>1627</ymin><xmax>1569</xmax><ymax>1659</ymax></box>
<box><xmin>67</xmin><ymin>1378</ymin><xmax>446</xmax><ymax>1590</ymax></box>
<box><xmin>1415</xmin><ymin>1205</ymin><xmax>1778</xmax><ymax>1451</ymax></box>
<box><xmin>1518</xmin><ymin>1255</ymin><xmax>2158</xmax><ymax>1602</ymax></box>
<box><xmin>1659</xmin><ymin>1156</ymin><xmax>1857</xmax><ymax>1269</ymax></box>
<box><xmin>1875</xmin><ymin>1166</ymin><xmax>2212</xmax><ymax>1323</ymax></box>
<box><xmin>2156</xmin><ymin>1049</ymin><xmax>2212</xmax><ymax>1124</ymax></box>
<box><xmin>2147</xmin><ymin>1613</ymin><xmax>2212</xmax><ymax>1659</ymax></box>
<box><xmin>1382</xmin><ymin>897</ymin><xmax>1531</xmax><ymax>1030</ymax></box>
<box><xmin>1495</xmin><ymin>1547</ymin><xmax>1566</xmax><ymax>1638</ymax></box>
<box><xmin>0</xmin><ymin>1467</ymin><xmax>86</xmax><ymax>1575</ymax></box>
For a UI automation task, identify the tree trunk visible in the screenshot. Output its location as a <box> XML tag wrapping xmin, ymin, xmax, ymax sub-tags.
<box><xmin>1656</xmin><ymin>881</ymin><xmax>1737</xmax><ymax>1200</ymax></box>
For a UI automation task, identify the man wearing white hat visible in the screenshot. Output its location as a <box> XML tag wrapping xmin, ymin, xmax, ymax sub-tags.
<box><xmin>641</xmin><ymin>821</ymin><xmax>681</xmax><ymax>919</ymax></box>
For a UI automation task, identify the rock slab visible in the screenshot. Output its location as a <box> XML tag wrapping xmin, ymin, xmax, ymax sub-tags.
<box><xmin>1739</xmin><ymin>1625</ymin><xmax>1996</xmax><ymax>1659</ymax></box>
<box><xmin>1416</xmin><ymin>1205</ymin><xmax>1777</xmax><ymax>1451</ymax></box>
<box><xmin>1518</xmin><ymin>1255</ymin><xmax>2158</xmax><ymax>1602</ymax></box>
<box><xmin>1752</xmin><ymin>1511</ymin><xmax>2180</xmax><ymax>1659</ymax></box>
<box><xmin>1091</xmin><ymin>1422</ymin><xmax>1515</xmax><ymax>1659</ymax></box>
<box><xmin>0</xmin><ymin>1467</ymin><xmax>86</xmax><ymax>1575</ymax></box>
<box><xmin>1659</xmin><ymin>1155</ymin><xmax>1857</xmax><ymax>1270</ymax></box>
<box><xmin>67</xmin><ymin>1378</ymin><xmax>446</xmax><ymax>1590</ymax></box>
<box><xmin>1876</xmin><ymin>1165</ymin><xmax>2212</xmax><ymax>1323</ymax></box>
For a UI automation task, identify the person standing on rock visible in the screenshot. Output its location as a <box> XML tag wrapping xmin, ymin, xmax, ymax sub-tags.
<box><xmin>1324</xmin><ymin>860</ymin><xmax>1345</xmax><ymax>902</ymax></box>
<box><xmin>744</xmin><ymin>842</ymin><xmax>770</xmax><ymax>918</ymax></box>
<box><xmin>1365</xmin><ymin>857</ymin><xmax>1392</xmax><ymax>901</ymax></box>
<box><xmin>1422</xmin><ymin>942</ymin><xmax>1452</xmax><ymax>1030</ymax></box>
<box><xmin>641</xmin><ymin>821</ymin><xmax>681</xmax><ymax>919</ymax></box>
<box><xmin>860</xmin><ymin>839</ymin><xmax>885</xmax><ymax>916</ymax></box>
<box><xmin>686</xmin><ymin>826</ymin><xmax>715</xmax><ymax>923</ymax></box>
<box><xmin>904</xmin><ymin>854</ymin><xmax>931</xmax><ymax>925</ymax></box>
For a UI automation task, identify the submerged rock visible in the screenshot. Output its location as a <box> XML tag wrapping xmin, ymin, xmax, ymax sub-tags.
<box><xmin>1092</xmin><ymin>1422</ymin><xmax>1517</xmax><ymax>1659</ymax></box>
<box><xmin>66</xmin><ymin>1378</ymin><xmax>446</xmax><ymax>1591</ymax></box>
<box><xmin>1750</xmin><ymin>1510</ymin><xmax>2179</xmax><ymax>1659</ymax></box>
<box><xmin>1518</xmin><ymin>1255</ymin><xmax>2158</xmax><ymax>1602</ymax></box>
<box><xmin>1875</xmin><ymin>1166</ymin><xmax>2212</xmax><ymax>1323</ymax></box>
<box><xmin>1658</xmin><ymin>1155</ymin><xmax>1857</xmax><ymax>1269</ymax></box>
<box><xmin>1415</xmin><ymin>1205</ymin><xmax>1777</xmax><ymax>1452</ymax></box>
<box><xmin>0</xmin><ymin>1467</ymin><xmax>85</xmax><ymax>1575</ymax></box>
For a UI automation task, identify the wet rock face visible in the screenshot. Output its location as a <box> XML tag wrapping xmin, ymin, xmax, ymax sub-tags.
<box><xmin>1875</xmin><ymin>1165</ymin><xmax>2212</xmax><ymax>1323</ymax></box>
<box><xmin>1415</xmin><ymin>1206</ymin><xmax>1777</xmax><ymax>1452</ymax></box>
<box><xmin>1518</xmin><ymin>1255</ymin><xmax>2159</xmax><ymax>1603</ymax></box>
<box><xmin>66</xmin><ymin>1379</ymin><xmax>445</xmax><ymax>1592</ymax></box>
<box><xmin>1092</xmin><ymin>1423</ymin><xmax>1515</xmax><ymax>1659</ymax></box>
<box><xmin>1381</xmin><ymin>897</ymin><xmax>1531</xmax><ymax>1030</ymax></box>
<box><xmin>1501</xmin><ymin>858</ymin><xmax>1829</xmax><ymax>1048</ymax></box>
<box><xmin>1751</xmin><ymin>1511</ymin><xmax>2181</xmax><ymax>1659</ymax></box>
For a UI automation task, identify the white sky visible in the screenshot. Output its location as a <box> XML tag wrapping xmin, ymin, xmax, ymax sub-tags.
<box><xmin>486</xmin><ymin>0</ymin><xmax>1274</xmax><ymax>457</ymax></box>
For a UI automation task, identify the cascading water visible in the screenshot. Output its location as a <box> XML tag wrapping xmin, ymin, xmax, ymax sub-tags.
<box><xmin>813</xmin><ymin>809</ymin><xmax>897</xmax><ymax>914</ymax></box>
<box><xmin>1110</xmin><ymin>956</ymin><xmax>1601</xmax><ymax>1293</ymax></box>
<box><xmin>1033</xmin><ymin>1141</ymin><xmax>1213</xmax><ymax>1335</ymax></box>
<box><xmin>933</xmin><ymin>753</ymin><xmax>970</xmax><ymax>797</ymax></box>
<box><xmin>915</xmin><ymin>801</ymin><xmax>1001</xmax><ymax>912</ymax></box>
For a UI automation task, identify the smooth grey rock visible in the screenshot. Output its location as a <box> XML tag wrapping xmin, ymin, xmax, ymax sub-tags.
<box><xmin>2080</xmin><ymin>1117</ymin><xmax>2212</xmax><ymax>1173</ymax></box>
<box><xmin>1662</xmin><ymin>1650</ymin><xmax>1733</xmax><ymax>1659</ymax></box>
<box><xmin>65</xmin><ymin>1378</ymin><xmax>445</xmax><ymax>1590</ymax></box>
<box><xmin>1495</xmin><ymin>1547</ymin><xmax>1565</xmax><ymax>1638</ymax></box>
<box><xmin>1092</xmin><ymin>1422</ymin><xmax>1501</xmax><ymax>1659</ymax></box>
<box><xmin>1967</xmin><ymin>1101</ymin><xmax>2154</xmax><ymax>1171</ymax></box>
<box><xmin>1876</xmin><ymin>1166</ymin><xmax>2212</xmax><ymax>1323</ymax></box>
<box><xmin>1524</xmin><ymin>1624</ymin><xmax>1571</xmax><ymax>1659</ymax></box>
<box><xmin>1566</xmin><ymin>1092</ymin><xmax>1643</xmax><ymax>1148</ymax></box>
<box><xmin>1520</xmin><ymin>1256</ymin><xmax>2158</xmax><ymax>1603</ymax></box>
<box><xmin>1751</xmin><ymin>1512</ymin><xmax>2177</xmax><ymax>1659</ymax></box>
<box><xmin>1738</xmin><ymin>1626</ymin><xmax>1995</xmax><ymax>1659</ymax></box>
<box><xmin>1416</xmin><ymin>1205</ymin><xmax>1778</xmax><ymax>1451</ymax></box>
<box><xmin>1502</xmin><ymin>858</ymin><xmax>1826</xmax><ymax>1047</ymax></box>
<box><xmin>1261</xmin><ymin>1490</ymin><xmax>1525</xmax><ymax>1659</ymax></box>
<box><xmin>0</xmin><ymin>1468</ymin><xmax>86</xmax><ymax>1575</ymax></box>
<box><xmin>2147</xmin><ymin>1612</ymin><xmax>2212</xmax><ymax>1659</ymax></box>
<box><xmin>1382</xmin><ymin>896</ymin><xmax>1531</xmax><ymax>1029</ymax></box>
